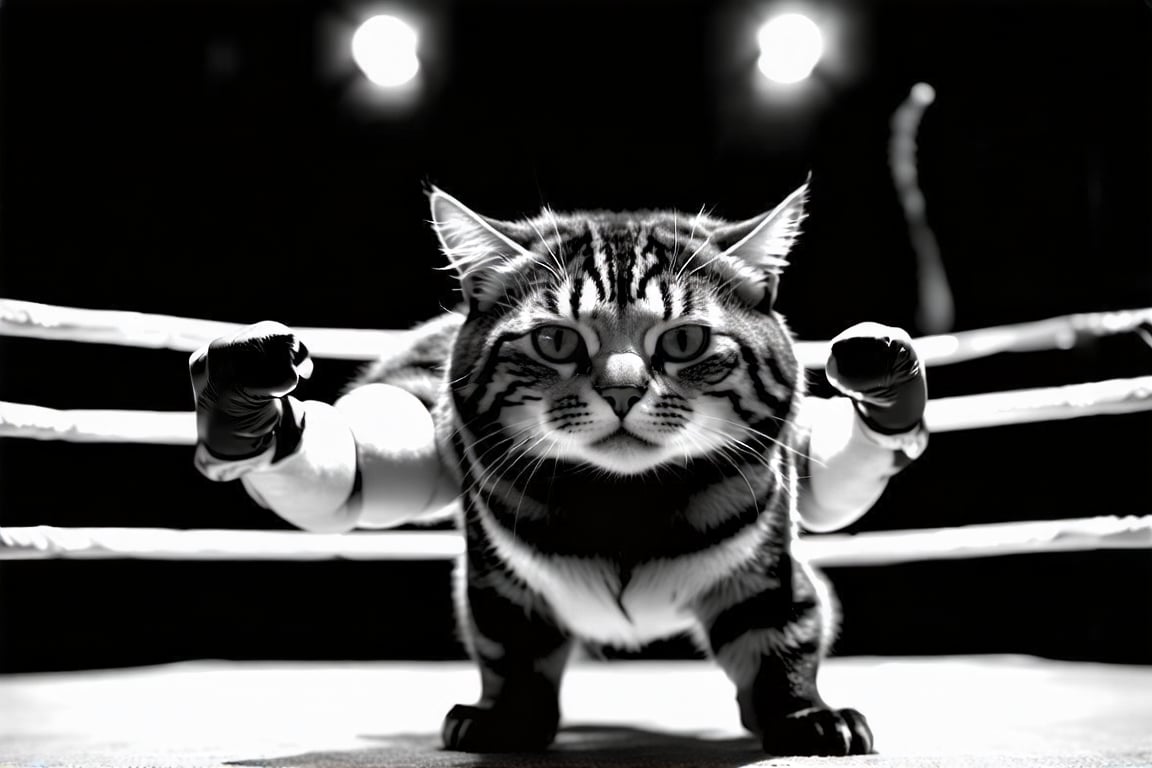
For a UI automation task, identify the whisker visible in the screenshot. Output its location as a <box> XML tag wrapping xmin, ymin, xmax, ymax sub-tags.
<box><xmin>677</xmin><ymin>231</ymin><xmax>715</xmax><ymax>282</ymax></box>
<box><xmin>694</xmin><ymin>424</ymin><xmax>787</xmax><ymax>499</ymax></box>
<box><xmin>463</xmin><ymin>423</ymin><xmax>539</xmax><ymax>500</ymax></box>
<box><xmin>692</xmin><ymin>412</ymin><xmax>817</xmax><ymax>466</ymax></box>
<box><xmin>503</xmin><ymin>432</ymin><xmax>554</xmax><ymax>537</ymax></box>
<box><xmin>524</xmin><ymin>218</ymin><xmax>565</xmax><ymax>284</ymax></box>
<box><xmin>548</xmin><ymin>209</ymin><xmax>572</xmax><ymax>272</ymax></box>
<box><xmin>674</xmin><ymin>204</ymin><xmax>708</xmax><ymax>280</ymax></box>
<box><xmin>694</xmin><ymin>424</ymin><xmax>774</xmax><ymax>469</ymax></box>
<box><xmin>475</xmin><ymin>435</ymin><xmax>540</xmax><ymax>512</ymax></box>
<box><xmin>680</xmin><ymin>428</ymin><xmax>759</xmax><ymax>511</ymax></box>
<box><xmin>509</xmin><ymin>435</ymin><xmax>559</xmax><ymax>534</ymax></box>
<box><xmin>465</xmin><ymin>432</ymin><xmax>531</xmax><ymax>496</ymax></box>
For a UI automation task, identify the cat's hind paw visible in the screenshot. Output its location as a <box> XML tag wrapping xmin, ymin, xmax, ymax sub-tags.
<box><xmin>760</xmin><ymin>706</ymin><xmax>874</xmax><ymax>756</ymax></box>
<box><xmin>441</xmin><ymin>702</ymin><xmax>559</xmax><ymax>753</ymax></box>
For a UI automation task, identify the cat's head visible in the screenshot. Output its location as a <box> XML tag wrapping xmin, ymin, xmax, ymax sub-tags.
<box><xmin>432</xmin><ymin>184</ymin><xmax>808</xmax><ymax>477</ymax></box>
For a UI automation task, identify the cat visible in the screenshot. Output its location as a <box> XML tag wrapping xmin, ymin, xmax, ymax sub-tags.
<box><xmin>355</xmin><ymin>183</ymin><xmax>873</xmax><ymax>756</ymax></box>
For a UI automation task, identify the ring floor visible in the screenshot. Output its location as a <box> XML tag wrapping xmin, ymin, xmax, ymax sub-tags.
<box><xmin>2</xmin><ymin>656</ymin><xmax>1150</xmax><ymax>768</ymax></box>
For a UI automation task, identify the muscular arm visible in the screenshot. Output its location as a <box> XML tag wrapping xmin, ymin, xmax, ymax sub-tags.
<box><xmin>222</xmin><ymin>385</ymin><xmax>457</xmax><ymax>533</ymax></box>
<box><xmin>793</xmin><ymin>322</ymin><xmax>930</xmax><ymax>532</ymax></box>
<box><xmin>190</xmin><ymin>319</ymin><xmax>460</xmax><ymax>533</ymax></box>
<box><xmin>794</xmin><ymin>396</ymin><xmax>927</xmax><ymax>533</ymax></box>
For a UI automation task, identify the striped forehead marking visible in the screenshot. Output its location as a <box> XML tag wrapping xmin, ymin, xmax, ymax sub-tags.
<box><xmin>577</xmin><ymin>225</ymin><xmax>678</xmax><ymax>308</ymax></box>
<box><xmin>546</xmin><ymin>220</ymin><xmax>707</xmax><ymax>321</ymax></box>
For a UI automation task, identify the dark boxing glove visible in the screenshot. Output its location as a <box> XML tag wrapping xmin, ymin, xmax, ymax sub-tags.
<box><xmin>189</xmin><ymin>321</ymin><xmax>313</xmax><ymax>465</ymax></box>
<box><xmin>825</xmin><ymin>322</ymin><xmax>927</xmax><ymax>435</ymax></box>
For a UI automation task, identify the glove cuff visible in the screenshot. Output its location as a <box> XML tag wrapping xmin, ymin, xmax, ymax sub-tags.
<box><xmin>194</xmin><ymin>442</ymin><xmax>276</xmax><ymax>482</ymax></box>
<box><xmin>853</xmin><ymin>410</ymin><xmax>929</xmax><ymax>462</ymax></box>
<box><xmin>194</xmin><ymin>397</ymin><xmax>306</xmax><ymax>482</ymax></box>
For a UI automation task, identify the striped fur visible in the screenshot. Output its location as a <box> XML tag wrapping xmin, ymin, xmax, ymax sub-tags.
<box><xmin>357</xmin><ymin>185</ymin><xmax>872</xmax><ymax>755</ymax></box>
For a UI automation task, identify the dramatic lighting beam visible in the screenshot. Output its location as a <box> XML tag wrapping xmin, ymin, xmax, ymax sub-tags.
<box><xmin>351</xmin><ymin>14</ymin><xmax>419</xmax><ymax>87</ymax></box>
<box><xmin>757</xmin><ymin>13</ymin><xmax>825</xmax><ymax>84</ymax></box>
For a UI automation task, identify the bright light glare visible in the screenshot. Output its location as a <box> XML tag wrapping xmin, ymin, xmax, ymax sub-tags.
<box><xmin>351</xmin><ymin>15</ymin><xmax>419</xmax><ymax>87</ymax></box>
<box><xmin>757</xmin><ymin>13</ymin><xmax>824</xmax><ymax>84</ymax></box>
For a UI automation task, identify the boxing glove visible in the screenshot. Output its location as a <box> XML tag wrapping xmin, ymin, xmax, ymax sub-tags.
<box><xmin>188</xmin><ymin>321</ymin><xmax>313</xmax><ymax>466</ymax></box>
<box><xmin>825</xmin><ymin>322</ymin><xmax>927</xmax><ymax>435</ymax></box>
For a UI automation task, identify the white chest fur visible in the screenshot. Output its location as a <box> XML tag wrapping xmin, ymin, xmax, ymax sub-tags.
<box><xmin>479</xmin><ymin>510</ymin><xmax>768</xmax><ymax>648</ymax></box>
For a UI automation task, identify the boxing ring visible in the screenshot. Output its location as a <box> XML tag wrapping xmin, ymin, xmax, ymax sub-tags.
<box><xmin>3</xmin><ymin>298</ymin><xmax>1152</xmax><ymax>563</ymax></box>
<box><xmin>2</xmin><ymin>298</ymin><xmax>1152</xmax><ymax>768</ymax></box>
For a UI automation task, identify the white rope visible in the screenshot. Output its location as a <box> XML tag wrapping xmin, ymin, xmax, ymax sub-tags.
<box><xmin>0</xmin><ymin>401</ymin><xmax>195</xmax><ymax>444</ymax></box>
<box><xmin>0</xmin><ymin>299</ymin><xmax>418</xmax><ymax>361</ymax></box>
<box><xmin>4</xmin><ymin>375</ymin><xmax>1151</xmax><ymax>445</ymax></box>
<box><xmin>796</xmin><ymin>514</ymin><xmax>1152</xmax><ymax>567</ymax></box>
<box><xmin>924</xmin><ymin>375</ymin><xmax>1152</xmax><ymax>431</ymax></box>
<box><xmin>5</xmin><ymin>298</ymin><xmax>1152</xmax><ymax>368</ymax></box>
<box><xmin>0</xmin><ymin>526</ymin><xmax>462</xmax><ymax>561</ymax></box>
<box><xmin>798</xmin><ymin>308</ymin><xmax>1152</xmax><ymax>367</ymax></box>
<box><xmin>1</xmin><ymin>515</ymin><xmax>1148</xmax><ymax>565</ymax></box>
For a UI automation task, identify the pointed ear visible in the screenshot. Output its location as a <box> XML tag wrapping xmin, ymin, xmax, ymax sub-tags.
<box><xmin>712</xmin><ymin>181</ymin><xmax>809</xmax><ymax>308</ymax></box>
<box><xmin>428</xmin><ymin>187</ymin><xmax>535</xmax><ymax>311</ymax></box>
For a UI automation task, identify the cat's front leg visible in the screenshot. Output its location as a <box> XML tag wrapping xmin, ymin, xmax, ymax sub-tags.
<box><xmin>693</xmin><ymin>555</ymin><xmax>873</xmax><ymax>756</ymax></box>
<box><xmin>442</xmin><ymin>552</ymin><xmax>572</xmax><ymax>752</ymax></box>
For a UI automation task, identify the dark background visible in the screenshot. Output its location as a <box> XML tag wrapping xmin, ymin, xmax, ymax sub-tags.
<box><xmin>1</xmin><ymin>0</ymin><xmax>1150</xmax><ymax>672</ymax></box>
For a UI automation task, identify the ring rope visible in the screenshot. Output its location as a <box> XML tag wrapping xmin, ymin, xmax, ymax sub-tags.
<box><xmin>4</xmin><ymin>298</ymin><xmax>1151</xmax><ymax>368</ymax></box>
<box><xmin>1</xmin><ymin>515</ymin><xmax>1148</xmax><ymax>565</ymax></box>
<box><xmin>4</xmin><ymin>375</ymin><xmax>1151</xmax><ymax>445</ymax></box>
<box><xmin>0</xmin><ymin>299</ymin><xmax>419</xmax><ymax>361</ymax></box>
<box><xmin>0</xmin><ymin>401</ymin><xmax>195</xmax><ymax>445</ymax></box>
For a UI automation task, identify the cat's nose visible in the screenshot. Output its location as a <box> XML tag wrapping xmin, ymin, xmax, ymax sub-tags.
<box><xmin>597</xmin><ymin>386</ymin><xmax>644</xmax><ymax>419</ymax></box>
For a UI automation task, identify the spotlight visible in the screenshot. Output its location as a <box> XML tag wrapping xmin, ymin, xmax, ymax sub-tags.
<box><xmin>351</xmin><ymin>14</ymin><xmax>419</xmax><ymax>87</ymax></box>
<box><xmin>757</xmin><ymin>13</ymin><xmax>824</xmax><ymax>85</ymax></box>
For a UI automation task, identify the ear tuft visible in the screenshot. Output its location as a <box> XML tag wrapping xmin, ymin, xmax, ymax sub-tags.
<box><xmin>428</xmin><ymin>189</ymin><xmax>535</xmax><ymax>310</ymax></box>
<box><xmin>715</xmin><ymin>181</ymin><xmax>808</xmax><ymax>269</ymax></box>
<box><xmin>712</xmin><ymin>180</ymin><xmax>810</xmax><ymax>308</ymax></box>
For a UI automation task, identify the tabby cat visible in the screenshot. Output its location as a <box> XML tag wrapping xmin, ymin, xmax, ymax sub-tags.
<box><xmin>358</xmin><ymin>183</ymin><xmax>873</xmax><ymax>756</ymax></box>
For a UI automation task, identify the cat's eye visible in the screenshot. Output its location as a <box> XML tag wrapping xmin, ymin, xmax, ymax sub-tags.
<box><xmin>658</xmin><ymin>325</ymin><xmax>711</xmax><ymax>362</ymax></box>
<box><xmin>532</xmin><ymin>325</ymin><xmax>584</xmax><ymax>363</ymax></box>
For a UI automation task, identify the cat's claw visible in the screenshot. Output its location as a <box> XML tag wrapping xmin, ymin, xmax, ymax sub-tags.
<box><xmin>760</xmin><ymin>707</ymin><xmax>874</xmax><ymax>756</ymax></box>
<box><xmin>441</xmin><ymin>702</ymin><xmax>559</xmax><ymax>753</ymax></box>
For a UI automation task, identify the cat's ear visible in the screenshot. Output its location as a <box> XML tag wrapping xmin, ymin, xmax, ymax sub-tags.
<box><xmin>428</xmin><ymin>187</ymin><xmax>535</xmax><ymax>311</ymax></box>
<box><xmin>712</xmin><ymin>180</ymin><xmax>809</xmax><ymax>309</ymax></box>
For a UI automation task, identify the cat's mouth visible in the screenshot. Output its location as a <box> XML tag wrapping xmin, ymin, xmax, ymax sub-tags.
<box><xmin>591</xmin><ymin>429</ymin><xmax>658</xmax><ymax>451</ymax></box>
<box><xmin>579</xmin><ymin>428</ymin><xmax>669</xmax><ymax>475</ymax></box>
